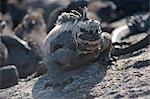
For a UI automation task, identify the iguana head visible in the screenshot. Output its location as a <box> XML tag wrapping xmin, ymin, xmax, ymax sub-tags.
<box><xmin>71</xmin><ymin>8</ymin><xmax>102</xmax><ymax>54</ymax></box>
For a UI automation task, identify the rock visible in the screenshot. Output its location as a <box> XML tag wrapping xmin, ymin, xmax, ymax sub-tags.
<box><xmin>0</xmin><ymin>65</ymin><xmax>19</xmax><ymax>89</ymax></box>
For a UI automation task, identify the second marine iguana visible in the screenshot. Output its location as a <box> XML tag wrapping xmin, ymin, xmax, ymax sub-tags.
<box><xmin>111</xmin><ymin>13</ymin><xmax>150</xmax><ymax>56</ymax></box>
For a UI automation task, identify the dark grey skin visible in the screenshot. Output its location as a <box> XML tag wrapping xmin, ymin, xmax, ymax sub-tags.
<box><xmin>43</xmin><ymin>15</ymin><xmax>111</xmax><ymax>87</ymax></box>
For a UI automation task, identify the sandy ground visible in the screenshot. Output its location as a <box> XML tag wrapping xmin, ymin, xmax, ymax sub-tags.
<box><xmin>0</xmin><ymin>33</ymin><xmax>150</xmax><ymax>99</ymax></box>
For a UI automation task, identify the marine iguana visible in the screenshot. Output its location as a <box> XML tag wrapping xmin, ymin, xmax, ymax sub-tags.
<box><xmin>14</xmin><ymin>9</ymin><xmax>47</xmax><ymax>57</ymax></box>
<box><xmin>111</xmin><ymin>13</ymin><xmax>150</xmax><ymax>56</ymax></box>
<box><xmin>43</xmin><ymin>8</ymin><xmax>112</xmax><ymax>87</ymax></box>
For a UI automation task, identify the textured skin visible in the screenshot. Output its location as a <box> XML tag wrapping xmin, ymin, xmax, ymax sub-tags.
<box><xmin>43</xmin><ymin>13</ymin><xmax>111</xmax><ymax>87</ymax></box>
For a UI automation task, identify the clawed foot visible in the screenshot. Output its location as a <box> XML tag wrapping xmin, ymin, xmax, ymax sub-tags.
<box><xmin>44</xmin><ymin>77</ymin><xmax>74</xmax><ymax>88</ymax></box>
